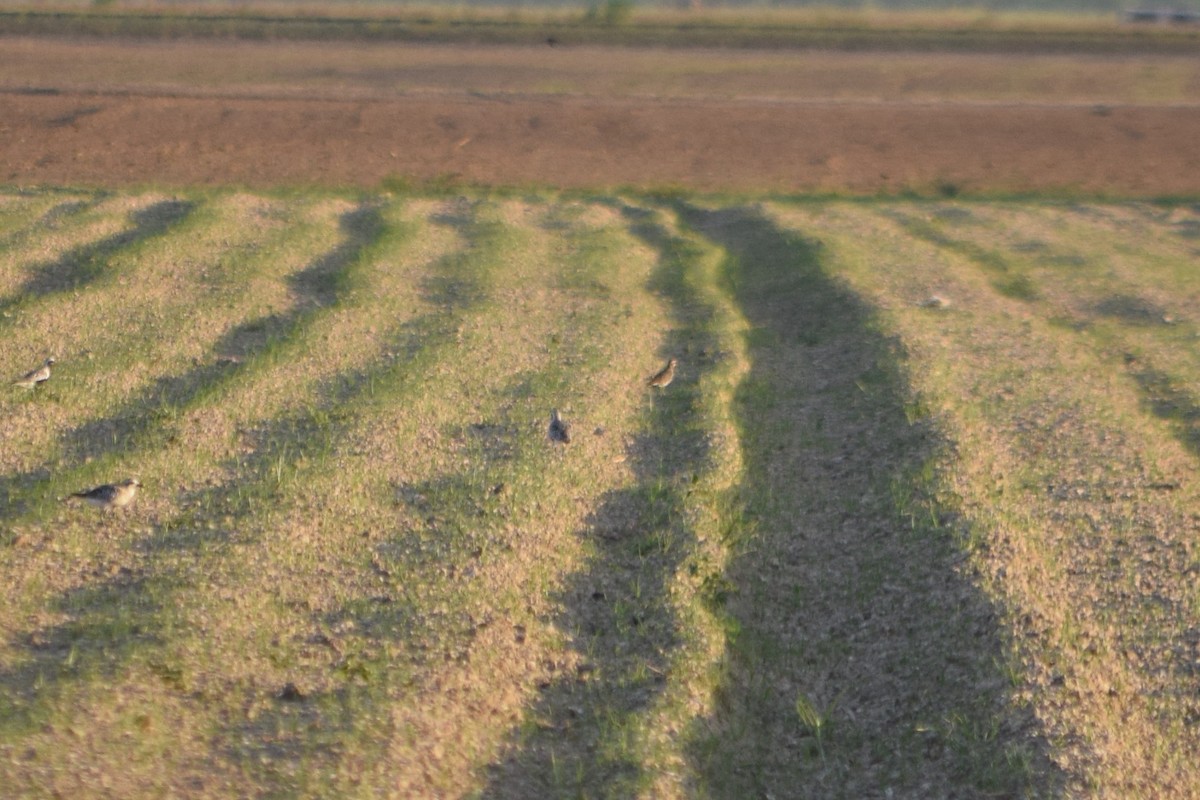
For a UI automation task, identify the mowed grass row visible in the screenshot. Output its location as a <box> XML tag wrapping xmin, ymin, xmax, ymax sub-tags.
<box><xmin>766</xmin><ymin>199</ymin><xmax>1200</xmax><ymax>797</ymax></box>
<box><xmin>2</xmin><ymin>188</ymin><xmax>1200</xmax><ymax>797</ymax></box>
<box><xmin>0</xmin><ymin>188</ymin><xmax>745</xmax><ymax>798</ymax></box>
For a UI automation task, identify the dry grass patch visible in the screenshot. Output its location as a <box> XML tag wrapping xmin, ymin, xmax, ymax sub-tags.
<box><xmin>0</xmin><ymin>192</ymin><xmax>356</xmax><ymax>516</ymax></box>
<box><xmin>6</xmin><ymin>188</ymin><xmax>1200</xmax><ymax>798</ymax></box>
<box><xmin>766</xmin><ymin>198</ymin><xmax>1200</xmax><ymax>796</ymax></box>
<box><xmin>0</xmin><ymin>189</ymin><xmax>703</xmax><ymax>798</ymax></box>
<box><xmin>482</xmin><ymin>199</ymin><xmax>751</xmax><ymax>800</ymax></box>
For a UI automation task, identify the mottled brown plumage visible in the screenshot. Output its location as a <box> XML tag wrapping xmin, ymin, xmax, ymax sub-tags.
<box><xmin>14</xmin><ymin>357</ymin><xmax>55</xmax><ymax>389</ymax></box>
<box><xmin>647</xmin><ymin>358</ymin><xmax>676</xmax><ymax>389</ymax></box>
<box><xmin>70</xmin><ymin>478</ymin><xmax>141</xmax><ymax>511</ymax></box>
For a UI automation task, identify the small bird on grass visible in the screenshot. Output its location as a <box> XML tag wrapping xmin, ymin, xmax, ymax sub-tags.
<box><xmin>647</xmin><ymin>358</ymin><xmax>677</xmax><ymax>389</ymax></box>
<box><xmin>69</xmin><ymin>478</ymin><xmax>141</xmax><ymax>511</ymax></box>
<box><xmin>919</xmin><ymin>294</ymin><xmax>950</xmax><ymax>310</ymax></box>
<box><xmin>548</xmin><ymin>409</ymin><xmax>571</xmax><ymax>444</ymax></box>
<box><xmin>13</xmin><ymin>357</ymin><xmax>55</xmax><ymax>389</ymax></box>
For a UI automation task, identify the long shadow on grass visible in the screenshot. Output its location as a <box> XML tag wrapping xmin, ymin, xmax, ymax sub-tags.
<box><xmin>0</xmin><ymin>201</ymin><xmax>384</xmax><ymax>734</ymax></box>
<box><xmin>198</xmin><ymin>200</ymin><xmax>506</xmax><ymax>782</ymax></box>
<box><xmin>0</xmin><ymin>202</ymin><xmax>384</xmax><ymax>523</ymax></box>
<box><xmin>60</xmin><ymin>202</ymin><xmax>385</xmax><ymax>458</ymax></box>
<box><xmin>0</xmin><ymin>199</ymin><xmax>499</xmax><ymax>755</ymax></box>
<box><xmin>1084</xmin><ymin>291</ymin><xmax>1200</xmax><ymax>458</ymax></box>
<box><xmin>1130</xmin><ymin>365</ymin><xmax>1200</xmax><ymax>459</ymax></box>
<box><xmin>882</xmin><ymin>207</ymin><xmax>1040</xmax><ymax>302</ymax></box>
<box><xmin>0</xmin><ymin>192</ymin><xmax>105</xmax><ymax>254</ymax></box>
<box><xmin>674</xmin><ymin>204</ymin><xmax>1062</xmax><ymax>798</ymax></box>
<box><xmin>481</xmin><ymin>202</ymin><xmax>722</xmax><ymax>798</ymax></box>
<box><xmin>0</xmin><ymin>198</ymin><xmax>194</xmax><ymax>318</ymax></box>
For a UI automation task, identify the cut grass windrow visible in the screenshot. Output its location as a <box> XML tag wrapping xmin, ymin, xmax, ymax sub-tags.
<box><xmin>0</xmin><ymin>193</ymin><xmax>483</xmax><ymax>796</ymax></box>
<box><xmin>0</xmin><ymin>194</ymin><xmax>406</xmax><ymax>716</ymax></box>
<box><xmin>889</xmin><ymin>201</ymin><xmax>1200</xmax><ymax>796</ymax></box>
<box><xmin>166</xmin><ymin>196</ymin><xmax>686</xmax><ymax>797</ymax></box>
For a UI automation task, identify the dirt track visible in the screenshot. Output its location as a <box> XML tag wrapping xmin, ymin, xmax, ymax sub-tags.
<box><xmin>3</xmin><ymin>38</ymin><xmax>1200</xmax><ymax>194</ymax></box>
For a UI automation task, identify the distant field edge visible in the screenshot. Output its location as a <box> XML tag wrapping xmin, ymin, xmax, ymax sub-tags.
<box><xmin>7</xmin><ymin>180</ymin><xmax>1200</xmax><ymax>209</ymax></box>
<box><xmin>2</xmin><ymin>8</ymin><xmax>1200</xmax><ymax>53</ymax></box>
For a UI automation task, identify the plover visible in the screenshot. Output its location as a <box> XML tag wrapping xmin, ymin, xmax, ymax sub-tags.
<box><xmin>548</xmin><ymin>409</ymin><xmax>571</xmax><ymax>444</ymax></box>
<box><xmin>69</xmin><ymin>478</ymin><xmax>141</xmax><ymax>511</ymax></box>
<box><xmin>647</xmin><ymin>358</ymin><xmax>677</xmax><ymax>389</ymax></box>
<box><xmin>919</xmin><ymin>294</ymin><xmax>950</xmax><ymax>309</ymax></box>
<box><xmin>13</xmin><ymin>357</ymin><xmax>55</xmax><ymax>389</ymax></box>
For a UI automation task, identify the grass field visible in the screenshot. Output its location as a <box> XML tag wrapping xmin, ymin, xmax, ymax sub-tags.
<box><xmin>1</xmin><ymin>186</ymin><xmax>1199</xmax><ymax>797</ymax></box>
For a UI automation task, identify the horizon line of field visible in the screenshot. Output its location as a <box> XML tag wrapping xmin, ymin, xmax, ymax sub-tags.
<box><xmin>2</xmin><ymin>9</ymin><xmax>1199</xmax><ymax>54</ymax></box>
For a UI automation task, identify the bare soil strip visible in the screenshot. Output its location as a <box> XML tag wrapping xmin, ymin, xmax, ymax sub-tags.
<box><xmin>5</xmin><ymin>36</ymin><xmax>1200</xmax><ymax>196</ymax></box>
<box><xmin>4</xmin><ymin>90</ymin><xmax>1200</xmax><ymax>195</ymax></box>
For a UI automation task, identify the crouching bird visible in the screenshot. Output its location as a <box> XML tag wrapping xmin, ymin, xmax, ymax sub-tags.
<box><xmin>69</xmin><ymin>478</ymin><xmax>142</xmax><ymax>511</ymax></box>
<box><xmin>14</xmin><ymin>357</ymin><xmax>55</xmax><ymax>389</ymax></box>
<box><xmin>647</xmin><ymin>358</ymin><xmax>676</xmax><ymax>389</ymax></box>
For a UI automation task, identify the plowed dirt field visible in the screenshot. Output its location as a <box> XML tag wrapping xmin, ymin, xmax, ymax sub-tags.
<box><xmin>2</xmin><ymin>37</ymin><xmax>1199</xmax><ymax>194</ymax></box>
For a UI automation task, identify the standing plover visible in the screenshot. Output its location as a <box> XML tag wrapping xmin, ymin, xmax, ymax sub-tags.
<box><xmin>69</xmin><ymin>478</ymin><xmax>141</xmax><ymax>511</ymax></box>
<box><xmin>647</xmin><ymin>358</ymin><xmax>677</xmax><ymax>389</ymax></box>
<box><xmin>13</xmin><ymin>357</ymin><xmax>55</xmax><ymax>389</ymax></box>
<box><xmin>548</xmin><ymin>409</ymin><xmax>571</xmax><ymax>444</ymax></box>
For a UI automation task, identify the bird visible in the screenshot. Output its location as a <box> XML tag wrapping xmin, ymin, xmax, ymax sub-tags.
<box><xmin>919</xmin><ymin>294</ymin><xmax>950</xmax><ymax>309</ymax></box>
<box><xmin>69</xmin><ymin>478</ymin><xmax>141</xmax><ymax>511</ymax></box>
<box><xmin>647</xmin><ymin>358</ymin><xmax>677</xmax><ymax>389</ymax></box>
<box><xmin>13</xmin><ymin>357</ymin><xmax>55</xmax><ymax>389</ymax></box>
<box><xmin>548</xmin><ymin>409</ymin><xmax>571</xmax><ymax>444</ymax></box>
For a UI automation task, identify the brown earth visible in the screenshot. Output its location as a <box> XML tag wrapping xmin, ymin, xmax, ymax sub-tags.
<box><xmin>2</xmin><ymin>39</ymin><xmax>1200</xmax><ymax>194</ymax></box>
